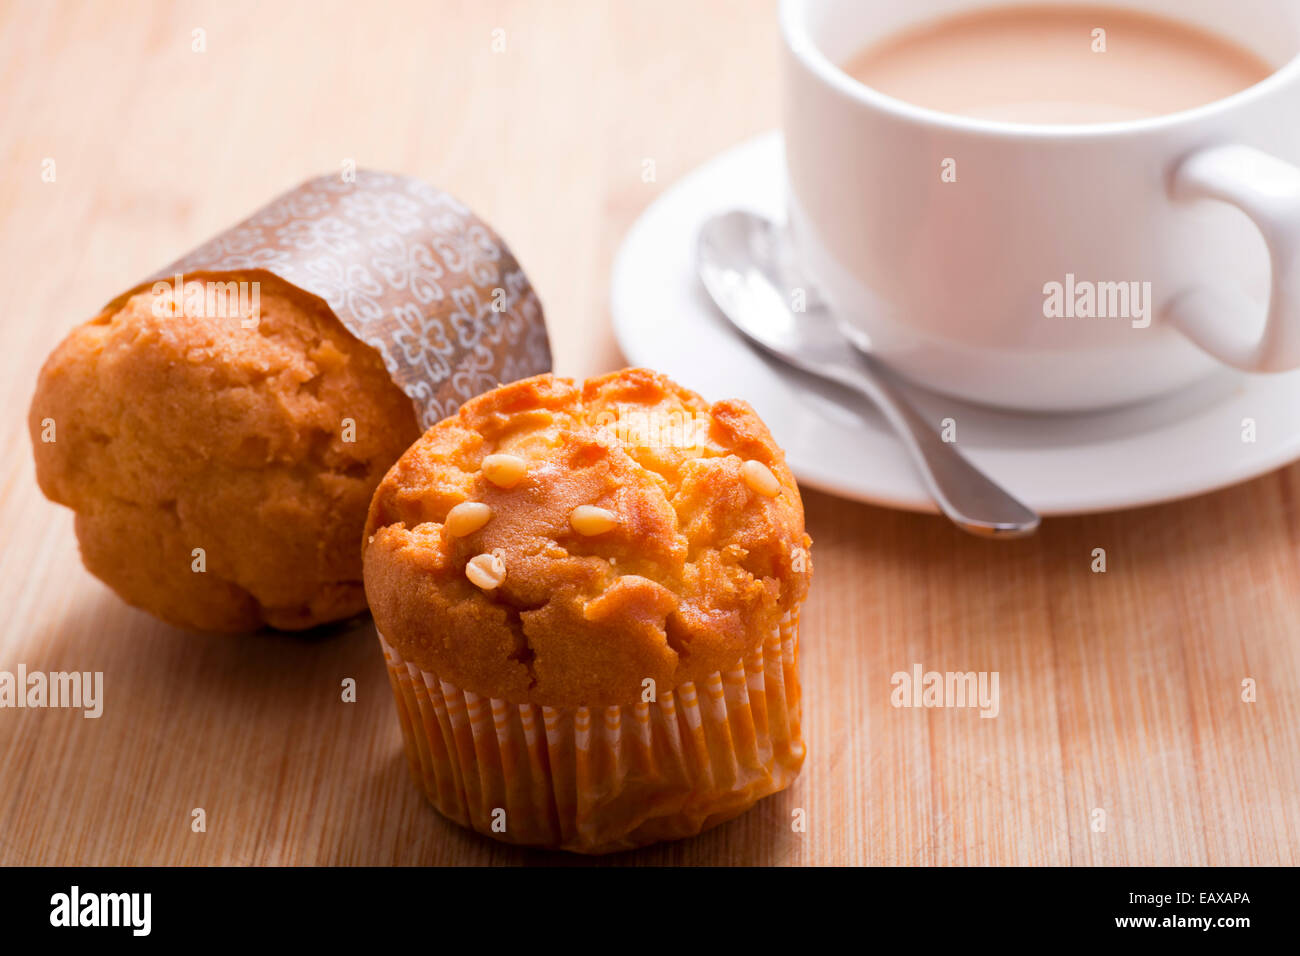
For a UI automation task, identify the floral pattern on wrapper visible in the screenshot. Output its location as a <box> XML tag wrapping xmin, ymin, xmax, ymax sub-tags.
<box><xmin>105</xmin><ymin>170</ymin><xmax>551</xmax><ymax>429</ymax></box>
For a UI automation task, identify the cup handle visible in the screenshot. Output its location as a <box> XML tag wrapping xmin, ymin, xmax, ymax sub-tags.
<box><xmin>1168</xmin><ymin>144</ymin><xmax>1300</xmax><ymax>372</ymax></box>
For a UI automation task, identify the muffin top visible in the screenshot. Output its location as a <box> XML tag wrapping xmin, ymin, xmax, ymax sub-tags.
<box><xmin>363</xmin><ymin>368</ymin><xmax>812</xmax><ymax>707</ymax></box>
<box><xmin>29</xmin><ymin>272</ymin><xmax>420</xmax><ymax>631</ymax></box>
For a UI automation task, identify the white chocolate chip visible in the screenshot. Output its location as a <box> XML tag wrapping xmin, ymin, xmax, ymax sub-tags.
<box><xmin>465</xmin><ymin>552</ymin><xmax>507</xmax><ymax>590</ymax></box>
<box><xmin>570</xmin><ymin>505</ymin><xmax>618</xmax><ymax>536</ymax></box>
<box><xmin>741</xmin><ymin>459</ymin><xmax>781</xmax><ymax>497</ymax></box>
<box><xmin>446</xmin><ymin>501</ymin><xmax>492</xmax><ymax>537</ymax></box>
<box><xmin>482</xmin><ymin>453</ymin><xmax>528</xmax><ymax>488</ymax></box>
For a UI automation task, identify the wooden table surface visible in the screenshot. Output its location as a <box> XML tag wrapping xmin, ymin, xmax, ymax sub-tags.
<box><xmin>2</xmin><ymin>0</ymin><xmax>1298</xmax><ymax>867</ymax></box>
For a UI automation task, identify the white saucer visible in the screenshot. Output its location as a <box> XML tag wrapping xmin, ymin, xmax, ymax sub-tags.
<box><xmin>611</xmin><ymin>132</ymin><xmax>1300</xmax><ymax>515</ymax></box>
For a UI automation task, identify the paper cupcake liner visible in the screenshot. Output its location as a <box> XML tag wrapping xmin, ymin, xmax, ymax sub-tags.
<box><xmin>103</xmin><ymin>170</ymin><xmax>551</xmax><ymax>429</ymax></box>
<box><xmin>379</xmin><ymin>613</ymin><xmax>804</xmax><ymax>854</ymax></box>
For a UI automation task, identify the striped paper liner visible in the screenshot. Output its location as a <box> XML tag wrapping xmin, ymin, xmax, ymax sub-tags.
<box><xmin>378</xmin><ymin>613</ymin><xmax>804</xmax><ymax>854</ymax></box>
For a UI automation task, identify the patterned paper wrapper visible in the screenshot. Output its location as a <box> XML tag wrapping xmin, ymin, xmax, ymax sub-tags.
<box><xmin>378</xmin><ymin>613</ymin><xmax>805</xmax><ymax>854</ymax></box>
<box><xmin>103</xmin><ymin>170</ymin><xmax>552</xmax><ymax>429</ymax></box>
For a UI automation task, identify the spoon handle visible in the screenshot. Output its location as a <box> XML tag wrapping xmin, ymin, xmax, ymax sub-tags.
<box><xmin>835</xmin><ymin>354</ymin><xmax>1040</xmax><ymax>538</ymax></box>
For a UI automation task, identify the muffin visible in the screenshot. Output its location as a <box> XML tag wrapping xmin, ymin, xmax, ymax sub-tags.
<box><xmin>364</xmin><ymin>368</ymin><xmax>811</xmax><ymax>852</ymax></box>
<box><xmin>29</xmin><ymin>273</ymin><xmax>420</xmax><ymax>631</ymax></box>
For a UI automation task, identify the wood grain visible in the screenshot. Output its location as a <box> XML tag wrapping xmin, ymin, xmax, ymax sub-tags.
<box><xmin>1</xmin><ymin>0</ymin><xmax>1297</xmax><ymax>866</ymax></box>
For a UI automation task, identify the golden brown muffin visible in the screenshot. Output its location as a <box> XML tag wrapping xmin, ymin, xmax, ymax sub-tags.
<box><xmin>365</xmin><ymin>368</ymin><xmax>812</xmax><ymax>852</ymax></box>
<box><xmin>29</xmin><ymin>272</ymin><xmax>420</xmax><ymax>631</ymax></box>
<box><xmin>364</xmin><ymin>368</ymin><xmax>811</xmax><ymax>707</ymax></box>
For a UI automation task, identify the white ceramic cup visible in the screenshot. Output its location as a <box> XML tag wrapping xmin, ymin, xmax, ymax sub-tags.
<box><xmin>781</xmin><ymin>0</ymin><xmax>1300</xmax><ymax>411</ymax></box>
